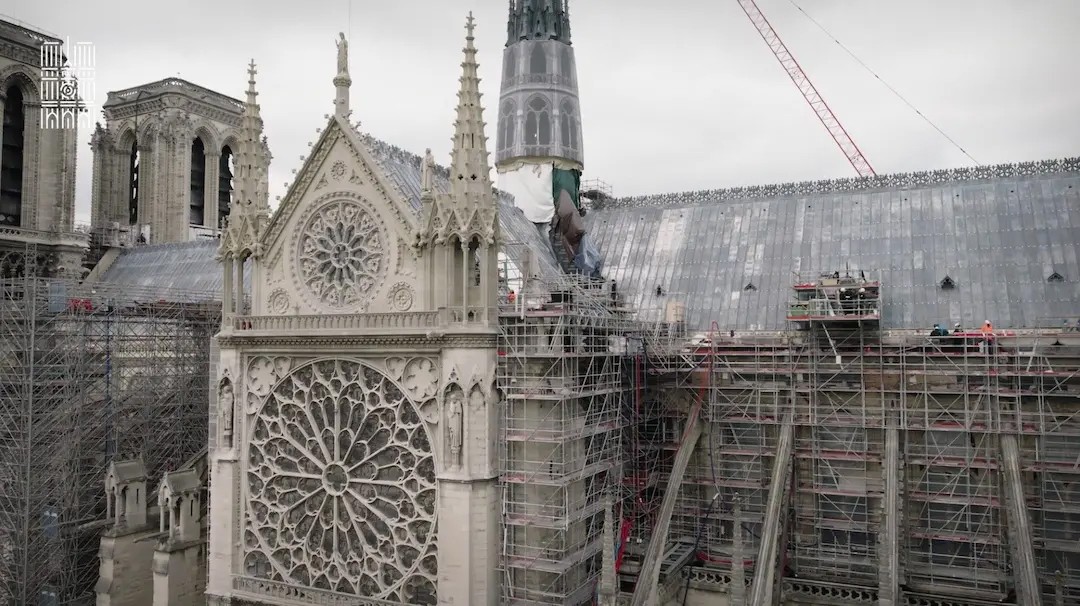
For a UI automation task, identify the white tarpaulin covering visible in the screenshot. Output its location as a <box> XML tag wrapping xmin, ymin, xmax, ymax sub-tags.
<box><xmin>498</xmin><ymin>163</ymin><xmax>554</xmax><ymax>223</ymax></box>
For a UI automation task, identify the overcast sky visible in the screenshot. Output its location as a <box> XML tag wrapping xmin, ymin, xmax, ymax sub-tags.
<box><xmin>7</xmin><ymin>0</ymin><xmax>1080</xmax><ymax>224</ymax></box>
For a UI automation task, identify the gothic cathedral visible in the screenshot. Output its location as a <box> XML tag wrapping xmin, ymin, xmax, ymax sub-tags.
<box><xmin>207</xmin><ymin>15</ymin><xmax>501</xmax><ymax>606</ymax></box>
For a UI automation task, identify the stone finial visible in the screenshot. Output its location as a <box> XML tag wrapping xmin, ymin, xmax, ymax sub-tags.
<box><xmin>334</xmin><ymin>32</ymin><xmax>352</xmax><ymax>117</ymax></box>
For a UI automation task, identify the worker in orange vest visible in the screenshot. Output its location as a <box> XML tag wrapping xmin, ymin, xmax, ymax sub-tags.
<box><xmin>980</xmin><ymin>320</ymin><xmax>993</xmax><ymax>335</ymax></box>
<box><xmin>507</xmin><ymin>290</ymin><xmax>517</xmax><ymax>304</ymax></box>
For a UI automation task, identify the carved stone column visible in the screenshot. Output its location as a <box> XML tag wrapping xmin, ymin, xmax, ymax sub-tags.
<box><xmin>137</xmin><ymin>141</ymin><xmax>154</xmax><ymax>240</ymax></box>
<box><xmin>205</xmin><ymin>151</ymin><xmax>220</xmax><ymax>231</ymax></box>
<box><xmin>90</xmin><ymin>131</ymin><xmax>107</xmax><ymax>228</ymax></box>
<box><xmin>21</xmin><ymin>100</ymin><xmax>41</xmax><ymax>230</ymax></box>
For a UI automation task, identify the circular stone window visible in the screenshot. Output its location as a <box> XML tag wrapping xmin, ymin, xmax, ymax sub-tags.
<box><xmin>296</xmin><ymin>199</ymin><xmax>387</xmax><ymax>310</ymax></box>
<box><xmin>244</xmin><ymin>360</ymin><xmax>437</xmax><ymax>602</ymax></box>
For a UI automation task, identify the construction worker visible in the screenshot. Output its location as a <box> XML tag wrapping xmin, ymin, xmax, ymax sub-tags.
<box><xmin>979</xmin><ymin>320</ymin><xmax>994</xmax><ymax>354</ymax></box>
<box><xmin>929</xmin><ymin>324</ymin><xmax>948</xmax><ymax>338</ymax></box>
<box><xmin>856</xmin><ymin>287</ymin><xmax>868</xmax><ymax>314</ymax></box>
<box><xmin>507</xmin><ymin>290</ymin><xmax>516</xmax><ymax>304</ymax></box>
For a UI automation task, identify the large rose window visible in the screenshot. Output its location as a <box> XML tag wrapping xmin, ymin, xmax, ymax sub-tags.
<box><xmin>245</xmin><ymin>360</ymin><xmax>437</xmax><ymax>603</ymax></box>
<box><xmin>298</xmin><ymin>199</ymin><xmax>386</xmax><ymax>309</ymax></box>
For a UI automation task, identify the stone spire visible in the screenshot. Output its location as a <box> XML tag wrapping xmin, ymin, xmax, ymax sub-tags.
<box><xmin>507</xmin><ymin>0</ymin><xmax>572</xmax><ymax>46</ymax></box>
<box><xmin>219</xmin><ymin>60</ymin><xmax>269</xmax><ymax>259</ymax></box>
<box><xmin>449</xmin><ymin>13</ymin><xmax>493</xmax><ymax>202</ymax></box>
<box><xmin>418</xmin><ymin>13</ymin><xmax>499</xmax><ymax>248</ymax></box>
<box><xmin>334</xmin><ymin>32</ymin><xmax>351</xmax><ymax>118</ymax></box>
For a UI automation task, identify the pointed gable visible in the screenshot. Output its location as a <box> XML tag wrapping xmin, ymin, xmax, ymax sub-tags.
<box><xmin>252</xmin><ymin>38</ymin><xmax>423</xmax><ymax>316</ymax></box>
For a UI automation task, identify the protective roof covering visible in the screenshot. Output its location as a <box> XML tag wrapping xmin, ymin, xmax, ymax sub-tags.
<box><xmin>96</xmin><ymin>135</ymin><xmax>561</xmax><ymax>299</ymax></box>
<box><xmin>588</xmin><ymin>157</ymin><xmax>1080</xmax><ymax>331</ymax></box>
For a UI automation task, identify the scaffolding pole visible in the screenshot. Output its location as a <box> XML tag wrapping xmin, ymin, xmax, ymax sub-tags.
<box><xmin>0</xmin><ymin>263</ymin><xmax>217</xmax><ymax>605</ymax></box>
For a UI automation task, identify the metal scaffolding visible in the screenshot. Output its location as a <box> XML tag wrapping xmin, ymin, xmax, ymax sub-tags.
<box><xmin>624</xmin><ymin>270</ymin><xmax>1080</xmax><ymax>605</ymax></box>
<box><xmin>497</xmin><ymin>270</ymin><xmax>630</xmax><ymax>605</ymax></box>
<box><xmin>0</xmin><ymin>258</ymin><xmax>217</xmax><ymax>605</ymax></box>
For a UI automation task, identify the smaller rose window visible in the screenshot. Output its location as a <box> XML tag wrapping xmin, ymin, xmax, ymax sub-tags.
<box><xmin>297</xmin><ymin>200</ymin><xmax>386</xmax><ymax>309</ymax></box>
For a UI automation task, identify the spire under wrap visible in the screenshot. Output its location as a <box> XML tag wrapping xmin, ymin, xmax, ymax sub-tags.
<box><xmin>219</xmin><ymin>60</ymin><xmax>269</xmax><ymax>259</ymax></box>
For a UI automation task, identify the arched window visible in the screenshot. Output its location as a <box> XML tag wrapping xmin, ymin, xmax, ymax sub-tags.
<box><xmin>218</xmin><ymin>146</ymin><xmax>234</xmax><ymax>228</ymax></box>
<box><xmin>499</xmin><ymin>100</ymin><xmax>516</xmax><ymax>151</ymax></box>
<box><xmin>128</xmin><ymin>140</ymin><xmax>139</xmax><ymax>225</ymax></box>
<box><xmin>559</xmin><ymin>100</ymin><xmax>578</xmax><ymax>149</ymax></box>
<box><xmin>529</xmin><ymin>44</ymin><xmax>546</xmax><ymax>75</ymax></box>
<box><xmin>525</xmin><ymin>96</ymin><xmax>551</xmax><ymax>146</ymax></box>
<box><xmin>1</xmin><ymin>85</ymin><xmax>26</xmax><ymax>227</ymax></box>
<box><xmin>190</xmin><ymin>138</ymin><xmax>206</xmax><ymax>226</ymax></box>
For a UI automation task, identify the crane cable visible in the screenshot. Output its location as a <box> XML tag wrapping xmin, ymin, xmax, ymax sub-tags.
<box><xmin>785</xmin><ymin>0</ymin><xmax>982</xmax><ymax>167</ymax></box>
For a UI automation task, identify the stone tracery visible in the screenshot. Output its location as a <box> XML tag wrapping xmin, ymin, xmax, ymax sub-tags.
<box><xmin>244</xmin><ymin>359</ymin><xmax>437</xmax><ymax>603</ymax></box>
<box><xmin>297</xmin><ymin>198</ymin><xmax>386</xmax><ymax>310</ymax></box>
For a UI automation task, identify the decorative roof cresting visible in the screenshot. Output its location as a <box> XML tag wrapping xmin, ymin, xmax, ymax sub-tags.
<box><xmin>605</xmin><ymin>156</ymin><xmax>1080</xmax><ymax>209</ymax></box>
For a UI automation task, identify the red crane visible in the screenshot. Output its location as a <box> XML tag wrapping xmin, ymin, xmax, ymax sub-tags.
<box><xmin>737</xmin><ymin>0</ymin><xmax>877</xmax><ymax>178</ymax></box>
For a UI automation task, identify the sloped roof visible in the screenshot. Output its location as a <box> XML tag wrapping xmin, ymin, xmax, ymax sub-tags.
<box><xmin>587</xmin><ymin>157</ymin><xmax>1080</xmax><ymax>331</ymax></box>
<box><xmin>96</xmin><ymin>136</ymin><xmax>560</xmax><ymax>299</ymax></box>
<box><xmin>106</xmin><ymin>459</ymin><xmax>147</xmax><ymax>484</ymax></box>
<box><xmin>99</xmin><ymin>239</ymin><xmax>250</xmax><ymax>300</ymax></box>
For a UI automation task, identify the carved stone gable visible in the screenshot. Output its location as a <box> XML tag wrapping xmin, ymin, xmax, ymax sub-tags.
<box><xmin>256</xmin><ymin>116</ymin><xmax>423</xmax><ymax>315</ymax></box>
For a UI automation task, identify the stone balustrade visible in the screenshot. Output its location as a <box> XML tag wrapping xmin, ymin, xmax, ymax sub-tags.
<box><xmin>0</xmin><ymin>225</ymin><xmax>89</xmax><ymax>247</ymax></box>
<box><xmin>230</xmin><ymin>307</ymin><xmax>502</xmax><ymax>334</ymax></box>
<box><xmin>232</xmin><ymin>576</ymin><xmax>399</xmax><ymax>605</ymax></box>
<box><xmin>232</xmin><ymin>311</ymin><xmax>440</xmax><ymax>332</ymax></box>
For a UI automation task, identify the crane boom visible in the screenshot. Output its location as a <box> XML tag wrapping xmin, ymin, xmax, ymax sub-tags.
<box><xmin>737</xmin><ymin>0</ymin><xmax>877</xmax><ymax>178</ymax></box>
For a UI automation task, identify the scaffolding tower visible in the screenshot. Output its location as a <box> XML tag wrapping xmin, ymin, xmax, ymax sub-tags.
<box><xmin>497</xmin><ymin>271</ymin><xmax>629</xmax><ymax>605</ymax></box>
<box><xmin>0</xmin><ymin>258</ymin><xmax>217</xmax><ymax>605</ymax></box>
<box><xmin>633</xmin><ymin>269</ymin><xmax>1080</xmax><ymax>605</ymax></box>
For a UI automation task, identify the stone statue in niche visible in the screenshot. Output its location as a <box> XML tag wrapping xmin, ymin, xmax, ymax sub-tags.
<box><xmin>421</xmin><ymin>148</ymin><xmax>435</xmax><ymax>193</ymax></box>
<box><xmin>336</xmin><ymin>33</ymin><xmax>348</xmax><ymax>75</ymax></box>
<box><xmin>220</xmin><ymin>378</ymin><xmax>234</xmax><ymax>448</ymax></box>
<box><xmin>446</xmin><ymin>389</ymin><xmax>464</xmax><ymax>467</ymax></box>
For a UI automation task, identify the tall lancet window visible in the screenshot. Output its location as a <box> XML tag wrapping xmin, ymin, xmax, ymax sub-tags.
<box><xmin>128</xmin><ymin>141</ymin><xmax>139</xmax><ymax>225</ymax></box>
<box><xmin>560</xmin><ymin>46</ymin><xmax>573</xmax><ymax>83</ymax></box>
<box><xmin>217</xmin><ymin>145</ymin><xmax>233</xmax><ymax>228</ymax></box>
<box><xmin>499</xmin><ymin>100</ymin><xmax>516</xmax><ymax>151</ymax></box>
<box><xmin>560</xmin><ymin>100</ymin><xmax>578</xmax><ymax>150</ymax></box>
<box><xmin>189</xmin><ymin>138</ymin><xmax>206</xmax><ymax>225</ymax></box>
<box><xmin>525</xmin><ymin>96</ymin><xmax>551</xmax><ymax>146</ymax></box>
<box><xmin>0</xmin><ymin>85</ymin><xmax>26</xmax><ymax>227</ymax></box>
<box><xmin>529</xmin><ymin>44</ymin><xmax>546</xmax><ymax>75</ymax></box>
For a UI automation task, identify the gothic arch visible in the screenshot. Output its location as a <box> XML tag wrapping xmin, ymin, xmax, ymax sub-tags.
<box><xmin>524</xmin><ymin>94</ymin><xmax>551</xmax><ymax>146</ymax></box>
<box><xmin>498</xmin><ymin>99</ymin><xmax>516</xmax><ymax>151</ymax></box>
<box><xmin>0</xmin><ymin>64</ymin><xmax>41</xmax><ymax>102</ymax></box>
<box><xmin>559</xmin><ymin>99</ymin><xmax>579</xmax><ymax>150</ymax></box>
<box><xmin>220</xmin><ymin>131</ymin><xmax>241</xmax><ymax>155</ymax></box>
<box><xmin>115</xmin><ymin>126</ymin><xmax>138</xmax><ymax>151</ymax></box>
<box><xmin>191</xmin><ymin>123</ymin><xmax>220</xmax><ymax>153</ymax></box>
